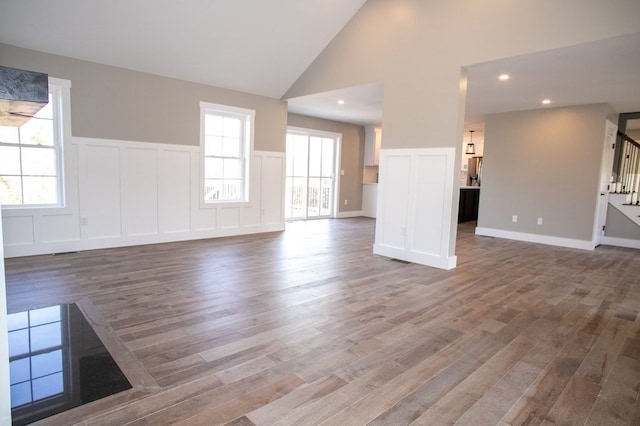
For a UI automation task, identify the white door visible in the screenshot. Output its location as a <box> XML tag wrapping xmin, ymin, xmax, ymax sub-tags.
<box><xmin>594</xmin><ymin>120</ymin><xmax>617</xmax><ymax>246</ymax></box>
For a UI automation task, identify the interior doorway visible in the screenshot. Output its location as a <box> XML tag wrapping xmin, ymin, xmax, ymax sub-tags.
<box><xmin>285</xmin><ymin>128</ymin><xmax>339</xmax><ymax>220</ymax></box>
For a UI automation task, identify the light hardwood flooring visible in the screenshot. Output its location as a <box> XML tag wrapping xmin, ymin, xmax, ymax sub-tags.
<box><xmin>4</xmin><ymin>218</ymin><xmax>640</xmax><ymax>425</ymax></box>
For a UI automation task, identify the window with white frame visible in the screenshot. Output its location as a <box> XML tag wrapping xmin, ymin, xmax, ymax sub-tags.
<box><xmin>200</xmin><ymin>102</ymin><xmax>254</xmax><ymax>204</ymax></box>
<box><xmin>0</xmin><ymin>80</ymin><xmax>69</xmax><ymax>207</ymax></box>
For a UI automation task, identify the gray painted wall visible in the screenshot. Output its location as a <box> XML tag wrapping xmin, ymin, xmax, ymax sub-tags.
<box><xmin>287</xmin><ymin>113</ymin><xmax>364</xmax><ymax>213</ymax></box>
<box><xmin>605</xmin><ymin>205</ymin><xmax>640</xmax><ymax>240</ymax></box>
<box><xmin>478</xmin><ymin>104</ymin><xmax>613</xmax><ymax>241</ymax></box>
<box><xmin>286</xmin><ymin>0</ymin><xmax>640</xmax><ymax>152</ymax></box>
<box><xmin>0</xmin><ymin>43</ymin><xmax>287</xmax><ymax>151</ymax></box>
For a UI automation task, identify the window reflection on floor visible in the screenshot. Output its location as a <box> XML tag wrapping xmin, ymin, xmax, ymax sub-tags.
<box><xmin>6</xmin><ymin>303</ymin><xmax>131</xmax><ymax>425</ymax></box>
<box><xmin>8</xmin><ymin>305</ymin><xmax>64</xmax><ymax>408</ymax></box>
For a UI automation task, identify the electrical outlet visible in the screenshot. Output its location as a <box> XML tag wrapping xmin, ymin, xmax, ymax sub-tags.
<box><xmin>537</xmin><ymin>217</ymin><xmax>543</xmax><ymax>225</ymax></box>
<box><xmin>80</xmin><ymin>216</ymin><xmax>89</xmax><ymax>226</ymax></box>
<box><xmin>512</xmin><ymin>215</ymin><xmax>518</xmax><ymax>223</ymax></box>
<box><xmin>344</xmin><ymin>199</ymin><xmax>348</xmax><ymax>205</ymax></box>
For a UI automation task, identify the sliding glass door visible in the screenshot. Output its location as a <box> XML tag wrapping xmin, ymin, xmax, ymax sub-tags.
<box><xmin>285</xmin><ymin>129</ymin><xmax>337</xmax><ymax>220</ymax></box>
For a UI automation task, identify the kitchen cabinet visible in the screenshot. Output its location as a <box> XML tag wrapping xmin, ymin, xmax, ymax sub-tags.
<box><xmin>362</xmin><ymin>126</ymin><xmax>382</xmax><ymax>217</ymax></box>
<box><xmin>458</xmin><ymin>187</ymin><xmax>480</xmax><ymax>223</ymax></box>
<box><xmin>362</xmin><ymin>183</ymin><xmax>378</xmax><ymax>218</ymax></box>
<box><xmin>364</xmin><ymin>126</ymin><xmax>382</xmax><ymax>165</ymax></box>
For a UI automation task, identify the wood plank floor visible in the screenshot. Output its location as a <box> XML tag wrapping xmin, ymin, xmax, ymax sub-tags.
<box><xmin>5</xmin><ymin>218</ymin><xmax>640</xmax><ymax>425</ymax></box>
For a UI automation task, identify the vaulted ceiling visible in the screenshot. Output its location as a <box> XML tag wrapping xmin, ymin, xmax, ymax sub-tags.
<box><xmin>1</xmin><ymin>1</ymin><xmax>639</xmax><ymax>132</ymax></box>
<box><xmin>0</xmin><ymin>0</ymin><xmax>367</xmax><ymax>98</ymax></box>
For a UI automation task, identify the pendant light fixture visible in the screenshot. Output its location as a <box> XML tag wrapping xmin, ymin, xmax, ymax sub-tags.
<box><xmin>465</xmin><ymin>130</ymin><xmax>476</xmax><ymax>155</ymax></box>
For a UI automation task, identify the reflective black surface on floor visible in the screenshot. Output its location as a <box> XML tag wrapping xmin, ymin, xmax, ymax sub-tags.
<box><xmin>7</xmin><ymin>303</ymin><xmax>132</xmax><ymax>425</ymax></box>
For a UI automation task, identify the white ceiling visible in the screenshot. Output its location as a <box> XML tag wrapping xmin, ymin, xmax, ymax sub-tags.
<box><xmin>0</xmin><ymin>0</ymin><xmax>367</xmax><ymax>98</ymax></box>
<box><xmin>463</xmin><ymin>32</ymin><xmax>640</xmax><ymax>136</ymax></box>
<box><xmin>1</xmin><ymin>2</ymin><xmax>639</xmax><ymax>133</ymax></box>
<box><xmin>287</xmin><ymin>82</ymin><xmax>383</xmax><ymax>126</ymax></box>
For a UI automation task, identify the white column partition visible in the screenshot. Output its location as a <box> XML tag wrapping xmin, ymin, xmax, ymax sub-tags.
<box><xmin>374</xmin><ymin>147</ymin><xmax>457</xmax><ymax>270</ymax></box>
<box><xmin>0</xmin><ymin>209</ymin><xmax>11</xmax><ymax>425</ymax></box>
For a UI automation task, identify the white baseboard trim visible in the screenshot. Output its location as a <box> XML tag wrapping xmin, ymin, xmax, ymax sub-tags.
<box><xmin>3</xmin><ymin>223</ymin><xmax>286</xmax><ymax>258</ymax></box>
<box><xmin>475</xmin><ymin>227</ymin><xmax>595</xmax><ymax>251</ymax></box>
<box><xmin>600</xmin><ymin>236</ymin><xmax>640</xmax><ymax>249</ymax></box>
<box><xmin>336</xmin><ymin>210</ymin><xmax>363</xmax><ymax>218</ymax></box>
<box><xmin>373</xmin><ymin>243</ymin><xmax>457</xmax><ymax>270</ymax></box>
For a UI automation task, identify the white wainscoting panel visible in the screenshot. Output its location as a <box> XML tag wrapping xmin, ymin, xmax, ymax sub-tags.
<box><xmin>192</xmin><ymin>205</ymin><xmax>216</xmax><ymax>232</ymax></box>
<box><xmin>122</xmin><ymin>147</ymin><xmax>159</xmax><ymax>237</ymax></box>
<box><xmin>376</xmin><ymin>155</ymin><xmax>411</xmax><ymax>250</ymax></box>
<box><xmin>219</xmin><ymin>207</ymin><xmax>241</xmax><ymax>229</ymax></box>
<box><xmin>2</xmin><ymin>216</ymin><xmax>34</xmax><ymax>246</ymax></box>
<box><xmin>158</xmin><ymin>150</ymin><xmax>191</xmax><ymax>234</ymax></box>
<box><xmin>41</xmin><ymin>214</ymin><xmax>80</xmax><ymax>243</ymax></box>
<box><xmin>261</xmin><ymin>154</ymin><xmax>285</xmax><ymax>226</ymax></box>
<box><xmin>410</xmin><ymin>153</ymin><xmax>449</xmax><ymax>256</ymax></box>
<box><xmin>374</xmin><ymin>148</ymin><xmax>457</xmax><ymax>270</ymax></box>
<box><xmin>81</xmin><ymin>144</ymin><xmax>122</xmax><ymax>240</ymax></box>
<box><xmin>2</xmin><ymin>137</ymin><xmax>285</xmax><ymax>257</ymax></box>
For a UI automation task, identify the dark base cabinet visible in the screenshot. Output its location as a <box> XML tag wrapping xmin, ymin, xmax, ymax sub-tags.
<box><xmin>458</xmin><ymin>188</ymin><xmax>480</xmax><ymax>223</ymax></box>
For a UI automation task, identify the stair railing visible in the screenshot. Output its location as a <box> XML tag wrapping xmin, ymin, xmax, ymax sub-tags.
<box><xmin>613</xmin><ymin>132</ymin><xmax>640</xmax><ymax>205</ymax></box>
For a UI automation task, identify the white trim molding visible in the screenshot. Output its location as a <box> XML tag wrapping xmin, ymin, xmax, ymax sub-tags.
<box><xmin>475</xmin><ymin>227</ymin><xmax>596</xmax><ymax>250</ymax></box>
<box><xmin>373</xmin><ymin>147</ymin><xmax>457</xmax><ymax>270</ymax></box>
<box><xmin>600</xmin><ymin>236</ymin><xmax>640</xmax><ymax>250</ymax></box>
<box><xmin>336</xmin><ymin>210</ymin><xmax>363</xmax><ymax>218</ymax></box>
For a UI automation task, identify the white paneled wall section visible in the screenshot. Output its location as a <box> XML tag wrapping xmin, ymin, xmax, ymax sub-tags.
<box><xmin>2</xmin><ymin>137</ymin><xmax>285</xmax><ymax>258</ymax></box>
<box><xmin>374</xmin><ymin>148</ymin><xmax>457</xmax><ymax>270</ymax></box>
<box><xmin>0</xmin><ymin>220</ymin><xmax>10</xmax><ymax>425</ymax></box>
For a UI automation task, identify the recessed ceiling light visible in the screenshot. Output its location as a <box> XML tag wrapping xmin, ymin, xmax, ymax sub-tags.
<box><xmin>337</xmin><ymin>99</ymin><xmax>345</xmax><ymax>105</ymax></box>
<box><xmin>498</xmin><ymin>74</ymin><xmax>510</xmax><ymax>81</ymax></box>
<box><xmin>542</xmin><ymin>99</ymin><xmax>552</xmax><ymax>105</ymax></box>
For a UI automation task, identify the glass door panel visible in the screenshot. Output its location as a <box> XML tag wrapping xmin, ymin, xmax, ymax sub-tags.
<box><xmin>286</xmin><ymin>134</ymin><xmax>309</xmax><ymax>219</ymax></box>
<box><xmin>320</xmin><ymin>177</ymin><xmax>332</xmax><ymax>216</ymax></box>
<box><xmin>307</xmin><ymin>177</ymin><xmax>321</xmax><ymax>217</ymax></box>
<box><xmin>321</xmin><ymin>138</ymin><xmax>334</xmax><ymax>176</ymax></box>
<box><xmin>285</xmin><ymin>131</ymin><xmax>336</xmax><ymax>220</ymax></box>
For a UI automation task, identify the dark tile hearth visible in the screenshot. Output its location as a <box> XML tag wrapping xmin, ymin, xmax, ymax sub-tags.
<box><xmin>7</xmin><ymin>303</ymin><xmax>131</xmax><ymax>425</ymax></box>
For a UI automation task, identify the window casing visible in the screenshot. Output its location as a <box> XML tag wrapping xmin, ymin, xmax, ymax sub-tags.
<box><xmin>0</xmin><ymin>79</ymin><xmax>69</xmax><ymax>208</ymax></box>
<box><xmin>200</xmin><ymin>102</ymin><xmax>254</xmax><ymax>205</ymax></box>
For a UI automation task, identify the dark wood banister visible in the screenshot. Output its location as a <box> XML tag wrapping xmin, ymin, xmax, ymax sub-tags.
<box><xmin>618</xmin><ymin>131</ymin><xmax>640</xmax><ymax>149</ymax></box>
